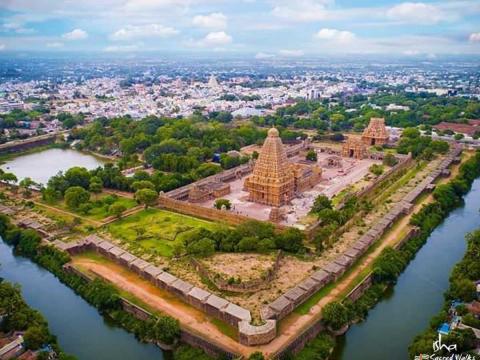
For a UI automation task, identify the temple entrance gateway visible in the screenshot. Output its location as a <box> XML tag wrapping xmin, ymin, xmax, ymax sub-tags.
<box><xmin>362</xmin><ymin>117</ymin><xmax>389</xmax><ymax>146</ymax></box>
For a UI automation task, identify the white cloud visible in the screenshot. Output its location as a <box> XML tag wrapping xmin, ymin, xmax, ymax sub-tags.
<box><xmin>193</xmin><ymin>31</ymin><xmax>233</xmax><ymax>47</ymax></box>
<box><xmin>62</xmin><ymin>28</ymin><xmax>88</xmax><ymax>40</ymax></box>
<box><xmin>104</xmin><ymin>44</ymin><xmax>140</xmax><ymax>52</ymax></box>
<box><xmin>0</xmin><ymin>44</ymin><xmax>5</xmax><ymax>51</ymax></box>
<box><xmin>3</xmin><ymin>22</ymin><xmax>36</xmax><ymax>34</ymax></box>
<box><xmin>46</xmin><ymin>42</ymin><xmax>64</xmax><ymax>48</ymax></box>
<box><xmin>386</xmin><ymin>2</ymin><xmax>449</xmax><ymax>24</ymax></box>
<box><xmin>272</xmin><ymin>0</ymin><xmax>332</xmax><ymax>22</ymax></box>
<box><xmin>111</xmin><ymin>24</ymin><xmax>178</xmax><ymax>41</ymax></box>
<box><xmin>192</xmin><ymin>13</ymin><xmax>227</xmax><ymax>29</ymax></box>
<box><xmin>255</xmin><ymin>52</ymin><xmax>275</xmax><ymax>59</ymax></box>
<box><xmin>279</xmin><ymin>49</ymin><xmax>304</xmax><ymax>57</ymax></box>
<box><xmin>403</xmin><ymin>49</ymin><xmax>420</xmax><ymax>56</ymax></box>
<box><xmin>469</xmin><ymin>33</ymin><xmax>480</xmax><ymax>42</ymax></box>
<box><xmin>315</xmin><ymin>28</ymin><xmax>355</xmax><ymax>43</ymax></box>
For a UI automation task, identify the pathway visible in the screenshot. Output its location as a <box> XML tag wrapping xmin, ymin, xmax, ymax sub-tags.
<box><xmin>72</xmin><ymin>257</ymin><xmax>252</xmax><ymax>355</ymax></box>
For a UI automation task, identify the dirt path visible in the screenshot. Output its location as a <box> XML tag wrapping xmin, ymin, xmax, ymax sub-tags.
<box><xmin>33</xmin><ymin>201</ymin><xmax>104</xmax><ymax>227</ymax></box>
<box><xmin>72</xmin><ymin>257</ymin><xmax>251</xmax><ymax>355</ymax></box>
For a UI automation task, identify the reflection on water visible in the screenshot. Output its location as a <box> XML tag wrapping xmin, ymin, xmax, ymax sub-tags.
<box><xmin>0</xmin><ymin>148</ymin><xmax>105</xmax><ymax>185</ymax></box>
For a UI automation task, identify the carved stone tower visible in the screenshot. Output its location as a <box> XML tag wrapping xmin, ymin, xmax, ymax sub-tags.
<box><xmin>244</xmin><ymin>128</ymin><xmax>295</xmax><ymax>207</ymax></box>
<box><xmin>362</xmin><ymin>118</ymin><xmax>389</xmax><ymax>146</ymax></box>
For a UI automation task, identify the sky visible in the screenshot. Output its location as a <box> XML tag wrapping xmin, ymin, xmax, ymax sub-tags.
<box><xmin>0</xmin><ymin>0</ymin><xmax>479</xmax><ymax>58</ymax></box>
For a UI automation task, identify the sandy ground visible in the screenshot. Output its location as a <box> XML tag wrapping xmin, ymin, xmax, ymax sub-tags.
<box><xmin>201</xmin><ymin>253</ymin><xmax>276</xmax><ymax>281</ymax></box>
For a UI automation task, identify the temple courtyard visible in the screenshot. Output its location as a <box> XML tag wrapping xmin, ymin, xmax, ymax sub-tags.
<box><xmin>195</xmin><ymin>150</ymin><xmax>380</xmax><ymax>227</ymax></box>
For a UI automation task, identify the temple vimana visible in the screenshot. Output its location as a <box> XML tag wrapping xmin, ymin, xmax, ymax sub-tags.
<box><xmin>244</xmin><ymin>127</ymin><xmax>321</xmax><ymax>207</ymax></box>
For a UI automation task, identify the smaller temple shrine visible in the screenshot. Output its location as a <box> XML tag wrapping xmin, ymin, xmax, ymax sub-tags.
<box><xmin>342</xmin><ymin>137</ymin><xmax>367</xmax><ymax>159</ymax></box>
<box><xmin>188</xmin><ymin>181</ymin><xmax>231</xmax><ymax>203</ymax></box>
<box><xmin>362</xmin><ymin>118</ymin><xmax>389</xmax><ymax>146</ymax></box>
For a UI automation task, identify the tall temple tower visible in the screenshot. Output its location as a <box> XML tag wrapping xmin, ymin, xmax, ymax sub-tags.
<box><xmin>244</xmin><ymin>128</ymin><xmax>295</xmax><ymax>207</ymax></box>
<box><xmin>362</xmin><ymin>118</ymin><xmax>389</xmax><ymax>146</ymax></box>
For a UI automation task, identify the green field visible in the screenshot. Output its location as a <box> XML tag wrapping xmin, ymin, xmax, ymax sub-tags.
<box><xmin>107</xmin><ymin>208</ymin><xmax>221</xmax><ymax>257</ymax></box>
<box><xmin>41</xmin><ymin>193</ymin><xmax>137</xmax><ymax>221</ymax></box>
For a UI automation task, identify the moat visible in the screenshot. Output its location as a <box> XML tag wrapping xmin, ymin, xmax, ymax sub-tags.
<box><xmin>0</xmin><ymin>148</ymin><xmax>105</xmax><ymax>184</ymax></box>
<box><xmin>0</xmin><ymin>240</ymin><xmax>166</xmax><ymax>360</ymax></box>
<box><xmin>333</xmin><ymin>177</ymin><xmax>480</xmax><ymax>360</ymax></box>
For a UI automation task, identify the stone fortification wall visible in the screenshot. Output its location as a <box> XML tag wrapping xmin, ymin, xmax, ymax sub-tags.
<box><xmin>57</xmin><ymin>235</ymin><xmax>276</xmax><ymax>346</ymax></box>
<box><xmin>0</xmin><ymin>133</ymin><xmax>57</xmax><ymax>154</ymax></box>
<box><xmin>158</xmin><ymin>195</ymin><xmax>286</xmax><ymax>230</ymax></box>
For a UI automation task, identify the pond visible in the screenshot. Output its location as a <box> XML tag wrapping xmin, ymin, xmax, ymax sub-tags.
<box><xmin>0</xmin><ymin>240</ymin><xmax>166</xmax><ymax>360</ymax></box>
<box><xmin>0</xmin><ymin>148</ymin><xmax>106</xmax><ymax>185</ymax></box>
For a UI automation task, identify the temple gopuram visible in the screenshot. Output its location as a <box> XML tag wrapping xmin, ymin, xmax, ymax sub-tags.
<box><xmin>362</xmin><ymin>117</ymin><xmax>389</xmax><ymax>146</ymax></box>
<box><xmin>244</xmin><ymin>128</ymin><xmax>321</xmax><ymax>207</ymax></box>
<box><xmin>342</xmin><ymin>137</ymin><xmax>367</xmax><ymax>159</ymax></box>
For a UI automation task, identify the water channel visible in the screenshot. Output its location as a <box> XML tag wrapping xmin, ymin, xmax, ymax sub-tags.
<box><xmin>333</xmin><ymin>178</ymin><xmax>480</xmax><ymax>360</ymax></box>
<box><xmin>0</xmin><ymin>148</ymin><xmax>106</xmax><ymax>185</ymax></box>
<box><xmin>0</xmin><ymin>241</ymin><xmax>166</xmax><ymax>360</ymax></box>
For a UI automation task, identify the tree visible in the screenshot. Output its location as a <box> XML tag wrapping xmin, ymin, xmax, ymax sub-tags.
<box><xmin>64</xmin><ymin>186</ymin><xmax>90</xmax><ymax>210</ymax></box>
<box><xmin>186</xmin><ymin>238</ymin><xmax>215</xmax><ymax>257</ymax></box>
<box><xmin>454</xmin><ymin>133</ymin><xmax>464</xmax><ymax>141</ymax></box>
<box><xmin>306</xmin><ymin>149</ymin><xmax>317</xmax><ymax>162</ymax></box>
<box><xmin>19</xmin><ymin>177</ymin><xmax>36</xmax><ymax>197</ymax></box>
<box><xmin>321</xmin><ymin>302</ymin><xmax>349</xmax><ymax>331</ymax></box>
<box><xmin>135</xmin><ymin>188</ymin><xmax>158</xmax><ymax>208</ymax></box>
<box><xmin>24</xmin><ymin>326</ymin><xmax>50</xmax><ymax>350</ymax></box>
<box><xmin>64</xmin><ymin>167</ymin><xmax>91</xmax><ymax>189</ymax></box>
<box><xmin>1</xmin><ymin>172</ymin><xmax>17</xmax><ymax>187</ymax></box>
<box><xmin>383</xmin><ymin>153</ymin><xmax>398</xmax><ymax>167</ymax></box>
<box><xmin>275</xmin><ymin>228</ymin><xmax>305</xmax><ymax>253</ymax></box>
<box><xmin>214</xmin><ymin>198</ymin><xmax>232</xmax><ymax>210</ymax></box>
<box><xmin>132</xmin><ymin>180</ymin><xmax>155</xmax><ymax>191</ymax></box>
<box><xmin>369</xmin><ymin>164</ymin><xmax>384</xmax><ymax>176</ymax></box>
<box><xmin>311</xmin><ymin>195</ymin><xmax>333</xmax><ymax>214</ymax></box>
<box><xmin>109</xmin><ymin>203</ymin><xmax>127</xmax><ymax>218</ymax></box>
<box><xmin>89</xmin><ymin>176</ymin><xmax>103</xmax><ymax>195</ymax></box>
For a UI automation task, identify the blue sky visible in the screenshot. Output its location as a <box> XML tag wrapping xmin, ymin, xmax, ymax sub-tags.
<box><xmin>0</xmin><ymin>0</ymin><xmax>479</xmax><ymax>57</ymax></box>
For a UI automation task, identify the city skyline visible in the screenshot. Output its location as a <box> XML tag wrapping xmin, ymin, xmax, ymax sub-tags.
<box><xmin>1</xmin><ymin>0</ymin><xmax>480</xmax><ymax>57</ymax></box>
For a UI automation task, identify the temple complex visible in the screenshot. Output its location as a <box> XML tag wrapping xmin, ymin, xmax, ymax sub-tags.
<box><xmin>244</xmin><ymin>128</ymin><xmax>296</xmax><ymax>207</ymax></box>
<box><xmin>362</xmin><ymin>117</ymin><xmax>389</xmax><ymax>146</ymax></box>
<box><xmin>342</xmin><ymin>137</ymin><xmax>367</xmax><ymax>159</ymax></box>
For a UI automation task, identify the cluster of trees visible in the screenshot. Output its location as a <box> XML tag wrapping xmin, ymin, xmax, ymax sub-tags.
<box><xmin>397</xmin><ymin>127</ymin><xmax>449</xmax><ymax>159</ymax></box>
<box><xmin>250</xmin><ymin>93</ymin><xmax>480</xmax><ymax>134</ymax></box>
<box><xmin>409</xmin><ymin>229</ymin><xmax>480</xmax><ymax>357</ymax></box>
<box><xmin>180</xmin><ymin>220</ymin><xmax>305</xmax><ymax>258</ymax></box>
<box><xmin>0</xmin><ymin>215</ymin><xmax>182</xmax><ymax>346</ymax></box>
<box><xmin>369</xmin><ymin>164</ymin><xmax>384</xmax><ymax>176</ymax></box>
<box><xmin>311</xmin><ymin>195</ymin><xmax>369</xmax><ymax>252</ymax></box>
<box><xmin>0</xmin><ymin>280</ymin><xmax>74</xmax><ymax>358</ymax></box>
<box><xmin>70</xmin><ymin>115</ymin><xmax>265</xmax><ymax>172</ymax></box>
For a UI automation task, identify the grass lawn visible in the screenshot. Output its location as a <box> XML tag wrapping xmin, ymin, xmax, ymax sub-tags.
<box><xmin>107</xmin><ymin>208</ymin><xmax>222</xmax><ymax>257</ymax></box>
<box><xmin>40</xmin><ymin>193</ymin><xmax>137</xmax><ymax>221</ymax></box>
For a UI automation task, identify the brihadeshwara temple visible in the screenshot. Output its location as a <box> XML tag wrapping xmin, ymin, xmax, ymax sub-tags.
<box><xmin>244</xmin><ymin>127</ymin><xmax>321</xmax><ymax>207</ymax></box>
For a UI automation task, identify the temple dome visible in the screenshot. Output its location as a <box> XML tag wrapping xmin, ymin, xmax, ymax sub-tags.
<box><xmin>268</xmin><ymin>127</ymin><xmax>279</xmax><ymax>137</ymax></box>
